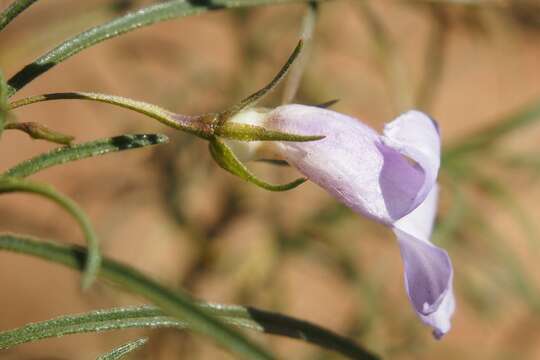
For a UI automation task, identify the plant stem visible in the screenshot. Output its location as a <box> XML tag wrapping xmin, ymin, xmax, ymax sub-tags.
<box><xmin>0</xmin><ymin>0</ymin><xmax>39</xmax><ymax>32</ymax></box>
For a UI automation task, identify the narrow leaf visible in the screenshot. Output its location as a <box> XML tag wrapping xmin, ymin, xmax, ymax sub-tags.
<box><xmin>209</xmin><ymin>137</ymin><xmax>306</xmax><ymax>191</ymax></box>
<box><xmin>0</xmin><ymin>177</ymin><xmax>100</xmax><ymax>289</ymax></box>
<box><xmin>0</xmin><ymin>240</ymin><xmax>379</xmax><ymax>360</ymax></box>
<box><xmin>97</xmin><ymin>338</ymin><xmax>148</xmax><ymax>360</ymax></box>
<box><xmin>5</xmin><ymin>134</ymin><xmax>168</xmax><ymax>178</ymax></box>
<box><xmin>6</xmin><ymin>0</ymin><xmax>319</xmax><ymax>96</ymax></box>
<box><xmin>0</xmin><ymin>0</ymin><xmax>39</xmax><ymax>32</ymax></box>
<box><xmin>0</xmin><ymin>234</ymin><xmax>274</xmax><ymax>360</ymax></box>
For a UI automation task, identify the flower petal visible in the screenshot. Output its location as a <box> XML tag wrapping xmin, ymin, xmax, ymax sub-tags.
<box><xmin>382</xmin><ymin>110</ymin><xmax>441</xmax><ymax>214</ymax></box>
<box><xmin>265</xmin><ymin>105</ymin><xmax>428</xmax><ymax>223</ymax></box>
<box><xmin>266</xmin><ymin>104</ymin><xmax>392</xmax><ymax>222</ymax></box>
<box><xmin>393</xmin><ymin>185</ymin><xmax>455</xmax><ymax>339</ymax></box>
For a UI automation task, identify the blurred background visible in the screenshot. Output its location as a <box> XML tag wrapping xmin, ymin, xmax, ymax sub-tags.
<box><xmin>1</xmin><ymin>0</ymin><xmax>540</xmax><ymax>358</ymax></box>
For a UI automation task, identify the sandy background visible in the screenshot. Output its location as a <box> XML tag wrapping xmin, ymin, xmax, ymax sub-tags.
<box><xmin>1</xmin><ymin>0</ymin><xmax>540</xmax><ymax>359</ymax></box>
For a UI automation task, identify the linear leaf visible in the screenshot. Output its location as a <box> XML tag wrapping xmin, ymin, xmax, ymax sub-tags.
<box><xmin>0</xmin><ymin>254</ymin><xmax>379</xmax><ymax>360</ymax></box>
<box><xmin>97</xmin><ymin>338</ymin><xmax>148</xmax><ymax>360</ymax></box>
<box><xmin>7</xmin><ymin>0</ymin><xmax>320</xmax><ymax>96</ymax></box>
<box><xmin>0</xmin><ymin>177</ymin><xmax>100</xmax><ymax>288</ymax></box>
<box><xmin>0</xmin><ymin>234</ymin><xmax>274</xmax><ymax>360</ymax></box>
<box><xmin>0</xmin><ymin>0</ymin><xmax>39</xmax><ymax>32</ymax></box>
<box><xmin>5</xmin><ymin>134</ymin><xmax>168</xmax><ymax>178</ymax></box>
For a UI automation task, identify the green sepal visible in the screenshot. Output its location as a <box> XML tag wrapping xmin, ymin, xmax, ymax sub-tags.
<box><xmin>314</xmin><ymin>99</ymin><xmax>339</xmax><ymax>109</ymax></box>
<box><xmin>5</xmin><ymin>122</ymin><xmax>74</xmax><ymax>145</ymax></box>
<box><xmin>220</xmin><ymin>40</ymin><xmax>303</xmax><ymax>122</ymax></box>
<box><xmin>217</xmin><ymin>122</ymin><xmax>324</xmax><ymax>142</ymax></box>
<box><xmin>209</xmin><ymin>137</ymin><xmax>306</xmax><ymax>192</ymax></box>
<box><xmin>256</xmin><ymin>159</ymin><xmax>290</xmax><ymax>167</ymax></box>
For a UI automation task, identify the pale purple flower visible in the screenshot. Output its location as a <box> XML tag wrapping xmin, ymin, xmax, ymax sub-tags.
<box><xmin>232</xmin><ymin>104</ymin><xmax>455</xmax><ymax>338</ymax></box>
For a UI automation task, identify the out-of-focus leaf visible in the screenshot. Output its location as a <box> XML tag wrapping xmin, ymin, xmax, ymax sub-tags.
<box><xmin>282</xmin><ymin>2</ymin><xmax>318</xmax><ymax>104</ymax></box>
<box><xmin>433</xmin><ymin>171</ymin><xmax>469</xmax><ymax>247</ymax></box>
<box><xmin>0</xmin><ymin>303</ymin><xmax>379</xmax><ymax>360</ymax></box>
<box><xmin>4</xmin><ymin>121</ymin><xmax>74</xmax><ymax>145</ymax></box>
<box><xmin>458</xmin><ymin>191</ymin><xmax>540</xmax><ymax>311</ymax></box>
<box><xmin>6</xmin><ymin>0</ymin><xmax>320</xmax><ymax>96</ymax></box>
<box><xmin>475</xmin><ymin>215</ymin><xmax>540</xmax><ymax>310</ymax></box>
<box><xmin>415</xmin><ymin>6</ymin><xmax>449</xmax><ymax>111</ymax></box>
<box><xmin>472</xmin><ymin>171</ymin><xmax>539</xmax><ymax>251</ymax></box>
<box><xmin>0</xmin><ymin>177</ymin><xmax>100</xmax><ymax>288</ymax></box>
<box><xmin>443</xmin><ymin>99</ymin><xmax>540</xmax><ymax>161</ymax></box>
<box><xmin>0</xmin><ymin>0</ymin><xmax>39</xmax><ymax>32</ymax></box>
<box><xmin>209</xmin><ymin>137</ymin><xmax>306</xmax><ymax>191</ymax></box>
<box><xmin>97</xmin><ymin>338</ymin><xmax>148</xmax><ymax>360</ymax></box>
<box><xmin>356</xmin><ymin>1</ymin><xmax>412</xmax><ymax>112</ymax></box>
<box><xmin>0</xmin><ymin>71</ymin><xmax>7</xmax><ymax>137</ymax></box>
<box><xmin>0</xmin><ymin>234</ymin><xmax>381</xmax><ymax>360</ymax></box>
<box><xmin>5</xmin><ymin>134</ymin><xmax>168</xmax><ymax>178</ymax></box>
<box><xmin>495</xmin><ymin>152</ymin><xmax>540</xmax><ymax>181</ymax></box>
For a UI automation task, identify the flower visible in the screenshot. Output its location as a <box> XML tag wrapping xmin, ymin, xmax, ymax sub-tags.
<box><xmin>229</xmin><ymin>104</ymin><xmax>455</xmax><ymax>339</ymax></box>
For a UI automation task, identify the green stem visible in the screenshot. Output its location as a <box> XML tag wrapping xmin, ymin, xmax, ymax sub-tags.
<box><xmin>9</xmin><ymin>92</ymin><xmax>210</xmax><ymax>138</ymax></box>
<box><xmin>0</xmin><ymin>177</ymin><xmax>100</xmax><ymax>289</ymax></box>
<box><xmin>0</xmin><ymin>0</ymin><xmax>39</xmax><ymax>32</ymax></box>
<box><xmin>0</xmin><ymin>234</ymin><xmax>274</xmax><ymax>360</ymax></box>
<box><xmin>6</xmin><ymin>0</ymin><xmax>320</xmax><ymax>96</ymax></box>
